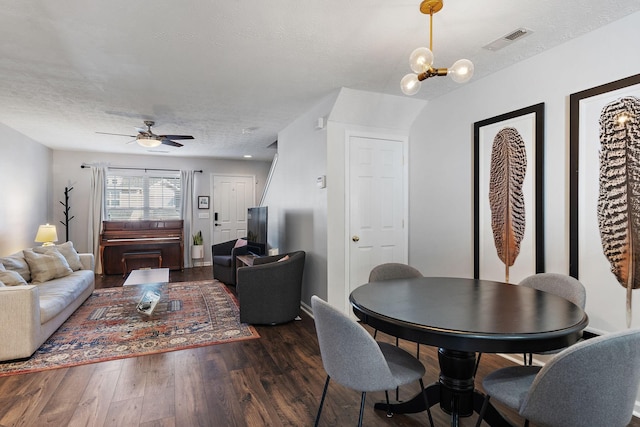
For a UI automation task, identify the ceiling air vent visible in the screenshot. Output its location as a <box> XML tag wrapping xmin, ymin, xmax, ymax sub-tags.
<box><xmin>483</xmin><ymin>27</ymin><xmax>533</xmax><ymax>51</ymax></box>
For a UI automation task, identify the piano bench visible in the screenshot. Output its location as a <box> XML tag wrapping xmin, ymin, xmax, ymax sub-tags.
<box><xmin>121</xmin><ymin>251</ymin><xmax>163</xmax><ymax>277</ymax></box>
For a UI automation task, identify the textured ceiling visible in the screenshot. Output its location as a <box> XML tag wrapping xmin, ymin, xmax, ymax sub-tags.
<box><xmin>1</xmin><ymin>1</ymin><xmax>639</xmax><ymax>160</ymax></box>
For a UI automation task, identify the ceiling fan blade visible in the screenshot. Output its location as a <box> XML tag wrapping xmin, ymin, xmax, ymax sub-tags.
<box><xmin>159</xmin><ymin>134</ymin><xmax>194</xmax><ymax>140</ymax></box>
<box><xmin>96</xmin><ymin>131</ymin><xmax>137</xmax><ymax>137</ymax></box>
<box><xmin>161</xmin><ymin>139</ymin><xmax>184</xmax><ymax>148</ymax></box>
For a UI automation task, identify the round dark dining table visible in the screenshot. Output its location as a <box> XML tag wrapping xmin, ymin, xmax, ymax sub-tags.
<box><xmin>349</xmin><ymin>276</ymin><xmax>589</xmax><ymax>427</ymax></box>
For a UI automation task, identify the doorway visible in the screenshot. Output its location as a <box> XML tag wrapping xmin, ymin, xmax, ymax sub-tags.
<box><xmin>210</xmin><ymin>175</ymin><xmax>256</xmax><ymax>245</ymax></box>
<box><xmin>347</xmin><ymin>134</ymin><xmax>408</xmax><ymax>302</ymax></box>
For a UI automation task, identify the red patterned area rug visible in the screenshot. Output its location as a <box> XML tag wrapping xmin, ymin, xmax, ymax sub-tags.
<box><xmin>0</xmin><ymin>280</ymin><xmax>259</xmax><ymax>377</ymax></box>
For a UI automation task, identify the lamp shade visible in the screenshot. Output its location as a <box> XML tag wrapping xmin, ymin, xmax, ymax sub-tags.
<box><xmin>35</xmin><ymin>224</ymin><xmax>58</xmax><ymax>246</ymax></box>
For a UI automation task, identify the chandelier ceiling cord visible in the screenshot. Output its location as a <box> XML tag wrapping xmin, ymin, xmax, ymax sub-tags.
<box><xmin>401</xmin><ymin>0</ymin><xmax>474</xmax><ymax>96</ymax></box>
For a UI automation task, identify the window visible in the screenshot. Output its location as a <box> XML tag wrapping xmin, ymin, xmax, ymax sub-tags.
<box><xmin>105</xmin><ymin>170</ymin><xmax>182</xmax><ymax>220</ymax></box>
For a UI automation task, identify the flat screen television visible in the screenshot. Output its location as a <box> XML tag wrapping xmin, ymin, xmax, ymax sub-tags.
<box><xmin>246</xmin><ymin>206</ymin><xmax>268</xmax><ymax>255</ymax></box>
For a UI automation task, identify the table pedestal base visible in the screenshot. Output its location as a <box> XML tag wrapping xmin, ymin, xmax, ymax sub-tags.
<box><xmin>373</xmin><ymin>348</ymin><xmax>513</xmax><ymax>427</ymax></box>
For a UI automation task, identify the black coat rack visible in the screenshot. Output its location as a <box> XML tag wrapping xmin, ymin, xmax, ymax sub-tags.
<box><xmin>59</xmin><ymin>186</ymin><xmax>74</xmax><ymax>242</ymax></box>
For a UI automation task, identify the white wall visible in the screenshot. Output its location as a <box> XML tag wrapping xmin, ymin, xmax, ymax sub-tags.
<box><xmin>51</xmin><ymin>150</ymin><xmax>272</xmax><ymax>263</ymax></box>
<box><xmin>409</xmin><ymin>11</ymin><xmax>640</xmax><ymax>334</ymax></box>
<box><xmin>0</xmin><ymin>124</ymin><xmax>53</xmax><ymax>255</ymax></box>
<box><xmin>261</xmin><ymin>91</ymin><xmax>339</xmax><ymax>307</ymax></box>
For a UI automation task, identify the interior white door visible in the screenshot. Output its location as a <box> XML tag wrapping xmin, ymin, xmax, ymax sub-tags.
<box><xmin>348</xmin><ymin>135</ymin><xmax>407</xmax><ymax>296</ymax></box>
<box><xmin>211</xmin><ymin>175</ymin><xmax>255</xmax><ymax>244</ymax></box>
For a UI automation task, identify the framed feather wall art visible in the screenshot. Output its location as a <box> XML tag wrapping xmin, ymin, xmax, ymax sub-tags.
<box><xmin>474</xmin><ymin>103</ymin><xmax>545</xmax><ymax>284</ymax></box>
<box><xmin>570</xmin><ymin>73</ymin><xmax>640</xmax><ymax>331</ymax></box>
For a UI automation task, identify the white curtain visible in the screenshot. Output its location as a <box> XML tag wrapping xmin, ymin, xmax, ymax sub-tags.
<box><xmin>181</xmin><ymin>170</ymin><xmax>195</xmax><ymax>268</ymax></box>
<box><xmin>88</xmin><ymin>166</ymin><xmax>106</xmax><ymax>274</ymax></box>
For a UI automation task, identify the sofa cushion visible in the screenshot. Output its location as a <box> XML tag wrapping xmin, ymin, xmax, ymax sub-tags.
<box><xmin>23</xmin><ymin>249</ymin><xmax>73</xmax><ymax>284</ymax></box>
<box><xmin>0</xmin><ymin>269</ymin><xmax>28</xmax><ymax>286</ymax></box>
<box><xmin>34</xmin><ymin>241</ymin><xmax>83</xmax><ymax>271</ymax></box>
<box><xmin>38</xmin><ymin>270</ymin><xmax>94</xmax><ymax>324</ymax></box>
<box><xmin>0</xmin><ymin>254</ymin><xmax>31</xmax><ymax>282</ymax></box>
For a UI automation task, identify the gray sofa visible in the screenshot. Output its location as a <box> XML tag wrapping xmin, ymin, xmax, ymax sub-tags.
<box><xmin>0</xmin><ymin>245</ymin><xmax>95</xmax><ymax>361</ymax></box>
<box><xmin>236</xmin><ymin>251</ymin><xmax>305</xmax><ymax>325</ymax></box>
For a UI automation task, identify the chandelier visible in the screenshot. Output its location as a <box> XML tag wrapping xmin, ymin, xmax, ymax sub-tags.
<box><xmin>401</xmin><ymin>0</ymin><xmax>474</xmax><ymax>96</ymax></box>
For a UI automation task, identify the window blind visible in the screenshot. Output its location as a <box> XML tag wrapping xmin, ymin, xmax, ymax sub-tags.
<box><xmin>105</xmin><ymin>170</ymin><xmax>182</xmax><ymax>220</ymax></box>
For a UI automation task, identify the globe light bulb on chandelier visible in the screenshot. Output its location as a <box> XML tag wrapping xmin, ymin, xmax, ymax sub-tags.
<box><xmin>401</xmin><ymin>0</ymin><xmax>474</xmax><ymax>96</ymax></box>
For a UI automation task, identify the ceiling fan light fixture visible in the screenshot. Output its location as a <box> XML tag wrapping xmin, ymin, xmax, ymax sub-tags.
<box><xmin>401</xmin><ymin>0</ymin><xmax>474</xmax><ymax>96</ymax></box>
<box><xmin>137</xmin><ymin>136</ymin><xmax>162</xmax><ymax>148</ymax></box>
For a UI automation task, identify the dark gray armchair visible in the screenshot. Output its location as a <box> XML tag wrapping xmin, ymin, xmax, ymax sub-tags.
<box><xmin>236</xmin><ymin>251</ymin><xmax>305</xmax><ymax>325</ymax></box>
<box><xmin>212</xmin><ymin>239</ymin><xmax>248</xmax><ymax>285</ymax></box>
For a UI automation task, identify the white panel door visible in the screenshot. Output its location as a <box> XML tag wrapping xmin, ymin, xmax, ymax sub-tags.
<box><xmin>348</xmin><ymin>135</ymin><xmax>407</xmax><ymax>296</ymax></box>
<box><xmin>211</xmin><ymin>175</ymin><xmax>255</xmax><ymax>244</ymax></box>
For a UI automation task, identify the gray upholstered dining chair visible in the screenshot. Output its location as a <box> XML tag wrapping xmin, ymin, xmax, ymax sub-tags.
<box><xmin>369</xmin><ymin>263</ymin><xmax>423</xmax><ymax>357</ymax></box>
<box><xmin>476</xmin><ymin>328</ymin><xmax>640</xmax><ymax>427</ymax></box>
<box><xmin>311</xmin><ymin>296</ymin><xmax>434</xmax><ymax>427</ymax></box>
<box><xmin>519</xmin><ymin>273</ymin><xmax>586</xmax><ymax>365</ymax></box>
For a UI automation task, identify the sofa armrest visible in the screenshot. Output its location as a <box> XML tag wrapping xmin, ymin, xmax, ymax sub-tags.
<box><xmin>0</xmin><ymin>286</ymin><xmax>40</xmax><ymax>360</ymax></box>
<box><xmin>79</xmin><ymin>253</ymin><xmax>95</xmax><ymax>271</ymax></box>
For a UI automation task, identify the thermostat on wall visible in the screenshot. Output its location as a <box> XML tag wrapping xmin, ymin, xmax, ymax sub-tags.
<box><xmin>316</xmin><ymin>175</ymin><xmax>326</xmax><ymax>188</ymax></box>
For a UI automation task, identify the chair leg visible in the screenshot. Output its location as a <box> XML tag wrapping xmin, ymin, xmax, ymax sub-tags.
<box><xmin>373</xmin><ymin>329</ymin><xmax>378</xmax><ymax>339</ymax></box>
<box><xmin>419</xmin><ymin>378</ymin><xmax>435</xmax><ymax>427</ymax></box>
<box><xmin>385</xmin><ymin>391</ymin><xmax>392</xmax><ymax>417</ymax></box>
<box><xmin>416</xmin><ymin>343</ymin><xmax>420</xmax><ymax>359</ymax></box>
<box><xmin>314</xmin><ymin>375</ymin><xmax>330</xmax><ymax>427</ymax></box>
<box><xmin>358</xmin><ymin>392</ymin><xmax>367</xmax><ymax>427</ymax></box>
<box><xmin>475</xmin><ymin>395</ymin><xmax>490</xmax><ymax>427</ymax></box>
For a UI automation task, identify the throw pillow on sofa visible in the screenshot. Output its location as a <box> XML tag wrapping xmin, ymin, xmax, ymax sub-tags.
<box><xmin>0</xmin><ymin>263</ymin><xmax>28</xmax><ymax>286</ymax></box>
<box><xmin>0</xmin><ymin>255</ymin><xmax>31</xmax><ymax>282</ymax></box>
<box><xmin>34</xmin><ymin>241</ymin><xmax>83</xmax><ymax>271</ymax></box>
<box><xmin>23</xmin><ymin>249</ymin><xmax>73</xmax><ymax>284</ymax></box>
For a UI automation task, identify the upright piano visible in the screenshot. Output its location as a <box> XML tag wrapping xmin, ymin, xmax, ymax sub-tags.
<box><xmin>100</xmin><ymin>220</ymin><xmax>184</xmax><ymax>275</ymax></box>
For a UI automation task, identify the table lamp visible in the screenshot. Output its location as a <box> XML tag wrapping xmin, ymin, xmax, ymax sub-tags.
<box><xmin>35</xmin><ymin>224</ymin><xmax>58</xmax><ymax>246</ymax></box>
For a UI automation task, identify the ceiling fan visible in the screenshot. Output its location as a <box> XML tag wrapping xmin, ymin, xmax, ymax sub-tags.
<box><xmin>96</xmin><ymin>120</ymin><xmax>194</xmax><ymax>148</ymax></box>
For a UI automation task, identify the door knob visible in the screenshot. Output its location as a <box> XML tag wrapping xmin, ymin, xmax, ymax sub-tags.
<box><xmin>214</xmin><ymin>223</ymin><xmax>221</xmax><ymax>227</ymax></box>
<box><xmin>352</xmin><ymin>235</ymin><xmax>360</xmax><ymax>242</ymax></box>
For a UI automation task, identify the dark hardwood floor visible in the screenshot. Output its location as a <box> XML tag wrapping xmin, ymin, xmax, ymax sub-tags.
<box><xmin>0</xmin><ymin>267</ymin><xmax>637</xmax><ymax>426</ymax></box>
